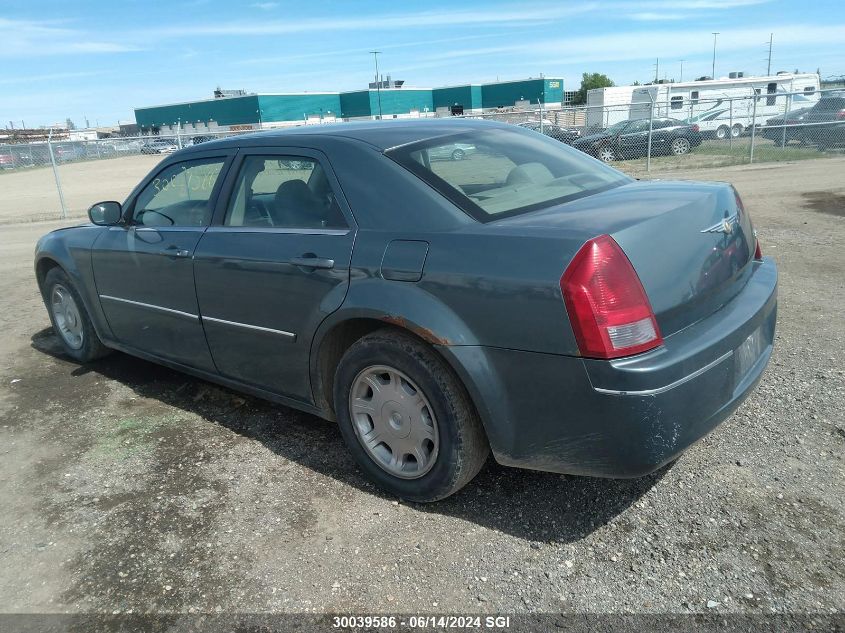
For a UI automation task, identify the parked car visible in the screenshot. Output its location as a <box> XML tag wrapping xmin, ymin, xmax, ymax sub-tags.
<box><xmin>34</xmin><ymin>120</ymin><xmax>776</xmax><ymax>502</ymax></box>
<box><xmin>798</xmin><ymin>91</ymin><xmax>845</xmax><ymax>150</ymax></box>
<box><xmin>761</xmin><ymin>107</ymin><xmax>814</xmax><ymax>147</ymax></box>
<box><xmin>428</xmin><ymin>142</ymin><xmax>475</xmax><ymax>160</ymax></box>
<box><xmin>0</xmin><ymin>149</ymin><xmax>14</xmax><ymax>170</ymax></box>
<box><xmin>572</xmin><ymin>118</ymin><xmax>703</xmax><ymax>162</ymax></box>
<box><xmin>517</xmin><ymin>121</ymin><xmax>581</xmax><ymax>144</ymax></box>
<box><xmin>190</xmin><ymin>135</ymin><xmax>216</xmax><ymax>146</ymax></box>
<box><xmin>53</xmin><ymin>143</ymin><xmax>88</xmax><ymax>163</ymax></box>
<box><xmin>140</xmin><ymin>138</ymin><xmax>179</xmax><ymax>154</ymax></box>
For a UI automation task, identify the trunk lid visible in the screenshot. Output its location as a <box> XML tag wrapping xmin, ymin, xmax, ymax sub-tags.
<box><xmin>495</xmin><ymin>180</ymin><xmax>756</xmax><ymax>337</ymax></box>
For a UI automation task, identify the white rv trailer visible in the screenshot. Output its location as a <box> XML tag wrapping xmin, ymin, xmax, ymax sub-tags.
<box><xmin>585</xmin><ymin>86</ymin><xmax>637</xmax><ymax>129</ymax></box>
<box><xmin>586</xmin><ymin>73</ymin><xmax>820</xmax><ymax>136</ymax></box>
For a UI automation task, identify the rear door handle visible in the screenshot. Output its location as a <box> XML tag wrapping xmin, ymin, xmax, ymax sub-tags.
<box><xmin>289</xmin><ymin>255</ymin><xmax>335</xmax><ymax>270</ymax></box>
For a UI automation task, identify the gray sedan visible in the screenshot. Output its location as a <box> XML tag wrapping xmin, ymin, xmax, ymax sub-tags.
<box><xmin>34</xmin><ymin>120</ymin><xmax>777</xmax><ymax>501</ymax></box>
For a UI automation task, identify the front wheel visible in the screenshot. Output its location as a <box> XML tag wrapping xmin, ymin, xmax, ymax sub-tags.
<box><xmin>334</xmin><ymin>329</ymin><xmax>489</xmax><ymax>502</ymax></box>
<box><xmin>451</xmin><ymin>148</ymin><xmax>465</xmax><ymax>161</ymax></box>
<box><xmin>671</xmin><ymin>137</ymin><xmax>692</xmax><ymax>155</ymax></box>
<box><xmin>597</xmin><ymin>145</ymin><xmax>616</xmax><ymax>162</ymax></box>
<box><xmin>42</xmin><ymin>267</ymin><xmax>110</xmax><ymax>363</ymax></box>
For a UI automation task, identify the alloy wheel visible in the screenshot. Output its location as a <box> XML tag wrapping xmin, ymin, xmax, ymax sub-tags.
<box><xmin>598</xmin><ymin>146</ymin><xmax>615</xmax><ymax>162</ymax></box>
<box><xmin>671</xmin><ymin>138</ymin><xmax>691</xmax><ymax>155</ymax></box>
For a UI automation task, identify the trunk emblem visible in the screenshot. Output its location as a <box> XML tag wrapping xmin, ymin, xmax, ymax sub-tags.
<box><xmin>701</xmin><ymin>213</ymin><xmax>738</xmax><ymax>235</ymax></box>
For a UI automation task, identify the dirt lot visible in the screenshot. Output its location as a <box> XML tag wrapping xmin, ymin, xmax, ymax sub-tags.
<box><xmin>0</xmin><ymin>158</ymin><xmax>843</xmax><ymax>619</ymax></box>
<box><xmin>0</xmin><ymin>155</ymin><xmax>163</xmax><ymax>224</ymax></box>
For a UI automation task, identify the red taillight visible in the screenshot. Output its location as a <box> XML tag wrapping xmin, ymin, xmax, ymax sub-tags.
<box><xmin>754</xmin><ymin>237</ymin><xmax>763</xmax><ymax>260</ymax></box>
<box><xmin>691</xmin><ymin>124</ymin><xmax>700</xmax><ymax>132</ymax></box>
<box><xmin>560</xmin><ymin>235</ymin><xmax>663</xmax><ymax>359</ymax></box>
<box><xmin>836</xmin><ymin>109</ymin><xmax>845</xmax><ymax>121</ymax></box>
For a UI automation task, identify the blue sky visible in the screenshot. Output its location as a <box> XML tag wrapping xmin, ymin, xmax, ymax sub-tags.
<box><xmin>1</xmin><ymin>0</ymin><xmax>843</xmax><ymax>128</ymax></box>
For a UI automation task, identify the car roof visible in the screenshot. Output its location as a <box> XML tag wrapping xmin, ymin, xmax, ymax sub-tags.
<box><xmin>179</xmin><ymin>118</ymin><xmax>517</xmax><ymax>154</ymax></box>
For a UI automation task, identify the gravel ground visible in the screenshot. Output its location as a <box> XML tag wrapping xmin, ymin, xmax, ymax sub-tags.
<box><xmin>0</xmin><ymin>158</ymin><xmax>843</xmax><ymax>620</ymax></box>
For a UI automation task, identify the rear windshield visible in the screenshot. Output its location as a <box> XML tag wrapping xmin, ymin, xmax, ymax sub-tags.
<box><xmin>816</xmin><ymin>96</ymin><xmax>845</xmax><ymax>111</ymax></box>
<box><xmin>386</xmin><ymin>127</ymin><xmax>632</xmax><ymax>222</ymax></box>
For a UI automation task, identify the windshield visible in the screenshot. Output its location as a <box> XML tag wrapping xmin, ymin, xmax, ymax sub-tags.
<box><xmin>386</xmin><ymin>127</ymin><xmax>632</xmax><ymax>222</ymax></box>
<box><xmin>604</xmin><ymin>121</ymin><xmax>630</xmax><ymax>134</ymax></box>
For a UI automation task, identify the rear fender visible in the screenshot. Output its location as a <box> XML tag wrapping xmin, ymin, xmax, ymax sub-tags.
<box><xmin>308</xmin><ymin>277</ymin><xmax>487</xmax><ymax>417</ymax></box>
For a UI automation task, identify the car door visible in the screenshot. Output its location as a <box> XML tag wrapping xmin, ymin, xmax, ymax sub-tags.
<box><xmin>618</xmin><ymin>120</ymin><xmax>651</xmax><ymax>157</ymax></box>
<box><xmin>193</xmin><ymin>149</ymin><xmax>356</xmax><ymax>403</ymax></box>
<box><xmin>91</xmin><ymin>152</ymin><xmax>233</xmax><ymax>370</ymax></box>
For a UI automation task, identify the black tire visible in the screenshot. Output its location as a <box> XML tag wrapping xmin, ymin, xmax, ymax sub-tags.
<box><xmin>333</xmin><ymin>329</ymin><xmax>489</xmax><ymax>502</ymax></box>
<box><xmin>715</xmin><ymin>125</ymin><xmax>729</xmax><ymax>140</ymax></box>
<box><xmin>41</xmin><ymin>267</ymin><xmax>111</xmax><ymax>363</ymax></box>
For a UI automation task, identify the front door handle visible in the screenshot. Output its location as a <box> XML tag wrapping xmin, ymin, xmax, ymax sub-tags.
<box><xmin>162</xmin><ymin>246</ymin><xmax>191</xmax><ymax>258</ymax></box>
<box><xmin>289</xmin><ymin>255</ymin><xmax>335</xmax><ymax>270</ymax></box>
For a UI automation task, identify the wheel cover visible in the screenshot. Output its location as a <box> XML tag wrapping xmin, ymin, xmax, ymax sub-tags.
<box><xmin>672</xmin><ymin>138</ymin><xmax>690</xmax><ymax>154</ymax></box>
<box><xmin>598</xmin><ymin>147</ymin><xmax>614</xmax><ymax>162</ymax></box>
<box><xmin>349</xmin><ymin>365</ymin><xmax>439</xmax><ymax>479</ymax></box>
<box><xmin>51</xmin><ymin>284</ymin><xmax>84</xmax><ymax>350</ymax></box>
<box><xmin>731</xmin><ymin>125</ymin><xmax>741</xmax><ymax>137</ymax></box>
<box><xmin>452</xmin><ymin>150</ymin><xmax>464</xmax><ymax>160</ymax></box>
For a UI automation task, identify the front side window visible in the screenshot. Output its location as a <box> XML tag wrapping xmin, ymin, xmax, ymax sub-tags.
<box><xmin>224</xmin><ymin>155</ymin><xmax>347</xmax><ymax>229</ymax></box>
<box><xmin>133</xmin><ymin>158</ymin><xmax>225</xmax><ymax>226</ymax></box>
<box><xmin>387</xmin><ymin>128</ymin><xmax>631</xmax><ymax>221</ymax></box>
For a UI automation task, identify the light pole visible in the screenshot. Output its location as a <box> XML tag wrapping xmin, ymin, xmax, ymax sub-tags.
<box><xmin>370</xmin><ymin>50</ymin><xmax>383</xmax><ymax>119</ymax></box>
<box><xmin>679</xmin><ymin>59</ymin><xmax>685</xmax><ymax>83</ymax></box>
<box><xmin>711</xmin><ymin>32</ymin><xmax>720</xmax><ymax>79</ymax></box>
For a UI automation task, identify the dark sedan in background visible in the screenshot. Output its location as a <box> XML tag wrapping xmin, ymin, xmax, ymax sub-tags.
<box><xmin>761</xmin><ymin>107</ymin><xmax>813</xmax><ymax>147</ymax></box>
<box><xmin>798</xmin><ymin>91</ymin><xmax>845</xmax><ymax>150</ymax></box>
<box><xmin>517</xmin><ymin>120</ymin><xmax>581</xmax><ymax>144</ymax></box>
<box><xmin>35</xmin><ymin>120</ymin><xmax>776</xmax><ymax>501</ymax></box>
<box><xmin>572</xmin><ymin>117</ymin><xmax>703</xmax><ymax>162</ymax></box>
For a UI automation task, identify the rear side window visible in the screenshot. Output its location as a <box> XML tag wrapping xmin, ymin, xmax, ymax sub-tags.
<box><xmin>670</xmin><ymin>96</ymin><xmax>684</xmax><ymax>110</ymax></box>
<box><xmin>386</xmin><ymin>128</ymin><xmax>631</xmax><ymax>222</ymax></box>
<box><xmin>224</xmin><ymin>155</ymin><xmax>347</xmax><ymax>229</ymax></box>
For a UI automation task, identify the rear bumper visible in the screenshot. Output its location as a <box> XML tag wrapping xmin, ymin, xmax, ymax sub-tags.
<box><xmin>442</xmin><ymin>258</ymin><xmax>777</xmax><ymax>478</ymax></box>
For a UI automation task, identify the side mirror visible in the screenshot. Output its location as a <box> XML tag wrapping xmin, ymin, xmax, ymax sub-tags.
<box><xmin>88</xmin><ymin>201</ymin><xmax>122</xmax><ymax>226</ymax></box>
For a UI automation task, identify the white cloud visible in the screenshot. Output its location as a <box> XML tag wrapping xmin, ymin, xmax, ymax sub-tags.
<box><xmin>629</xmin><ymin>12</ymin><xmax>688</xmax><ymax>20</ymax></box>
<box><xmin>251</xmin><ymin>2</ymin><xmax>279</xmax><ymax>8</ymax></box>
<box><xmin>0</xmin><ymin>18</ymin><xmax>139</xmax><ymax>58</ymax></box>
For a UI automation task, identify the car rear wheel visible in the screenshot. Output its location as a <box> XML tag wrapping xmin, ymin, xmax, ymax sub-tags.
<box><xmin>42</xmin><ymin>267</ymin><xmax>110</xmax><ymax>363</ymax></box>
<box><xmin>715</xmin><ymin>125</ymin><xmax>729</xmax><ymax>140</ymax></box>
<box><xmin>597</xmin><ymin>145</ymin><xmax>616</xmax><ymax>162</ymax></box>
<box><xmin>451</xmin><ymin>148</ymin><xmax>465</xmax><ymax>161</ymax></box>
<box><xmin>671</xmin><ymin>137</ymin><xmax>692</xmax><ymax>155</ymax></box>
<box><xmin>334</xmin><ymin>329</ymin><xmax>489</xmax><ymax>502</ymax></box>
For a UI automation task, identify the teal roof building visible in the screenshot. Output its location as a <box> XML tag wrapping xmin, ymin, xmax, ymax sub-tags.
<box><xmin>134</xmin><ymin>77</ymin><xmax>564</xmax><ymax>132</ymax></box>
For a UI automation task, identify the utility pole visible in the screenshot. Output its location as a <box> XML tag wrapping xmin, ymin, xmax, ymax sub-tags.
<box><xmin>654</xmin><ymin>58</ymin><xmax>659</xmax><ymax>83</ymax></box>
<box><xmin>679</xmin><ymin>60</ymin><xmax>685</xmax><ymax>83</ymax></box>
<box><xmin>369</xmin><ymin>50</ymin><xmax>383</xmax><ymax>120</ymax></box>
<box><xmin>711</xmin><ymin>32</ymin><xmax>720</xmax><ymax>79</ymax></box>
<box><xmin>767</xmin><ymin>33</ymin><xmax>773</xmax><ymax>75</ymax></box>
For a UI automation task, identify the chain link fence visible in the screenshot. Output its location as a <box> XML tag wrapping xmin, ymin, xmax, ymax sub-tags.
<box><xmin>1</xmin><ymin>88</ymin><xmax>843</xmax><ymax>223</ymax></box>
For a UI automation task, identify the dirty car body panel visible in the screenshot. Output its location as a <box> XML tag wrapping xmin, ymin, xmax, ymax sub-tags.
<box><xmin>35</xmin><ymin>119</ymin><xmax>777</xmax><ymax>481</ymax></box>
